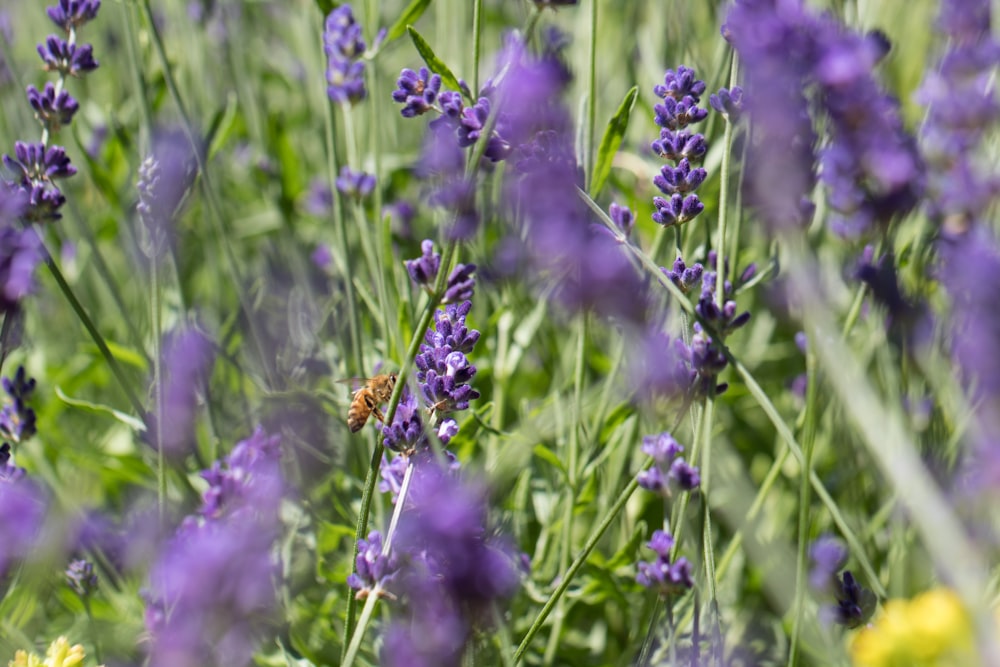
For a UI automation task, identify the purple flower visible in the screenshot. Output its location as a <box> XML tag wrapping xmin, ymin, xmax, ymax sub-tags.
<box><xmin>457</xmin><ymin>97</ymin><xmax>510</xmax><ymax>162</ymax></box>
<box><xmin>414</xmin><ymin>301</ymin><xmax>480</xmax><ymax>418</ymax></box>
<box><xmin>653</xmin><ymin>158</ymin><xmax>707</xmax><ymax>196</ymax></box>
<box><xmin>4</xmin><ymin>141</ymin><xmax>76</xmax><ymax>182</ymax></box>
<box><xmin>637</xmin><ymin>432</ymin><xmax>700</xmax><ymax>495</ymax></box>
<box><xmin>0</xmin><ymin>366</ymin><xmax>38</xmax><ymax>444</ymax></box>
<box><xmin>0</xmin><ymin>223</ymin><xmax>41</xmax><ymax>313</ymax></box>
<box><xmin>347</xmin><ymin>530</ymin><xmax>399</xmax><ymax>599</ymax></box>
<box><xmin>808</xmin><ymin>535</ymin><xmax>847</xmax><ymax>592</ymax></box>
<box><xmin>641</xmin><ymin>432</ymin><xmax>682</xmax><ymax>463</ymax></box>
<box><xmin>442</xmin><ymin>263</ymin><xmax>476</xmax><ymax>304</ymax></box>
<box><xmin>335</xmin><ymin>166</ymin><xmax>375</xmax><ymax>199</ymax></box>
<box><xmin>709</xmin><ymin>86</ymin><xmax>744</xmax><ymax>122</ymax></box>
<box><xmin>392</xmin><ymin>67</ymin><xmax>442</xmax><ymax>118</ymax></box>
<box><xmin>654</xmin><ymin>66</ymin><xmax>706</xmax><ymax>102</ymax></box>
<box><xmin>825</xmin><ymin>571</ymin><xmax>876</xmax><ymax>629</ymax></box>
<box><xmin>405</xmin><ymin>239</ymin><xmax>441</xmax><ymax>288</ymax></box>
<box><xmin>650</xmin><ymin>129</ymin><xmax>707</xmax><ymax>162</ymax></box>
<box><xmin>608</xmin><ymin>202</ymin><xmax>634</xmax><ymax>237</ymax></box>
<box><xmin>652</xmin><ymin>192</ymin><xmax>704</xmax><ymax>227</ymax></box>
<box><xmin>382</xmin><ymin>387</ymin><xmax>430</xmax><ymax>454</ymax></box>
<box><xmin>0</xmin><ymin>469</ymin><xmax>46</xmax><ymax>577</ymax></box>
<box><xmin>636</xmin><ymin>529</ymin><xmax>693</xmax><ymax>597</ymax></box>
<box><xmin>26</xmin><ymin>83</ymin><xmax>79</xmax><ymax>132</ymax></box>
<box><xmin>148</xmin><ymin>328</ymin><xmax>215</xmax><ymax>461</ymax></box>
<box><xmin>145</xmin><ymin>428</ymin><xmax>283</xmax><ymax>667</ymax></box>
<box><xmin>662</xmin><ymin>255</ymin><xmax>703</xmax><ymax>293</ymax></box>
<box><xmin>302</xmin><ymin>178</ymin><xmax>333</xmax><ymax>216</ymax></box>
<box><xmin>386</xmin><ymin>462</ymin><xmax>518</xmax><ymax>667</ymax></box>
<box><xmin>694</xmin><ymin>254</ymin><xmax>752</xmax><ymax>338</ymax></box>
<box><xmin>324</xmin><ymin>5</ymin><xmax>367</xmax><ymax>105</ymax></box>
<box><xmin>379</xmin><ymin>452</ymin><xmax>409</xmax><ymax>502</ymax></box>
<box><xmin>136</xmin><ymin>129</ymin><xmax>198</xmax><ymax>260</ymax></box>
<box><xmin>66</xmin><ymin>557</ymin><xmax>98</xmax><ymax>596</ymax></box>
<box><xmin>47</xmin><ymin>0</ymin><xmax>101</xmax><ymax>31</ymax></box>
<box><xmin>37</xmin><ymin>34</ymin><xmax>98</xmax><ymax>76</ymax></box>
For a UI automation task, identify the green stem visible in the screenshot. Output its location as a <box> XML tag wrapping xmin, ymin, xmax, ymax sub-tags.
<box><xmin>513</xmin><ymin>478</ymin><xmax>640</xmax><ymax>666</ymax></box>
<box><xmin>700</xmin><ymin>398</ymin><xmax>718</xmax><ymax>612</ymax></box>
<box><xmin>715</xmin><ymin>53</ymin><xmax>739</xmax><ymax>310</ymax></box>
<box><xmin>40</xmin><ymin>247</ymin><xmax>145</xmax><ymax>418</ymax></box>
<box><xmin>139</xmin><ymin>0</ymin><xmax>277</xmax><ymax>389</ymax></box>
<box><xmin>584</xmin><ymin>0</ymin><xmax>598</xmax><ymax>191</ymax></box>
<box><xmin>472</xmin><ymin>0</ymin><xmax>483</xmax><ymax>95</ymax></box>
<box><xmin>151</xmin><ymin>258</ymin><xmax>165</xmax><ymax>525</ymax></box>
<box><xmin>341</xmin><ymin>589</ymin><xmax>381</xmax><ymax>667</ymax></box>
<box><xmin>731</xmin><ymin>355</ymin><xmax>886</xmax><ymax>598</ymax></box>
<box><xmin>788</xmin><ymin>341</ymin><xmax>818</xmax><ymax>667</ymax></box>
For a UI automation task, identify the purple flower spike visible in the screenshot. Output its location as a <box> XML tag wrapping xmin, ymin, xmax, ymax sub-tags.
<box><xmin>636</xmin><ymin>529</ymin><xmax>693</xmax><ymax>597</ymax></box>
<box><xmin>654</xmin><ymin>66</ymin><xmax>706</xmax><ymax>102</ymax></box>
<box><xmin>147</xmin><ymin>328</ymin><xmax>215</xmax><ymax>461</ymax></box>
<box><xmin>636</xmin><ymin>466</ymin><xmax>665</xmax><ymax>493</ymax></box>
<box><xmin>0</xmin><ymin>366</ymin><xmax>38</xmax><ymax>444</ymax></box>
<box><xmin>442</xmin><ymin>263</ymin><xmax>476</xmax><ymax>304</ymax></box>
<box><xmin>66</xmin><ymin>558</ymin><xmax>98</xmax><ymax>596</ymax></box>
<box><xmin>324</xmin><ymin>5</ymin><xmax>368</xmax><ymax>105</ymax></box>
<box><xmin>5</xmin><ymin>141</ymin><xmax>77</xmax><ymax>182</ymax></box>
<box><xmin>405</xmin><ymin>239</ymin><xmax>441</xmax><ymax>288</ymax></box>
<box><xmin>653</xmin><ymin>158</ymin><xmax>707</xmax><ymax>196</ymax></box>
<box><xmin>0</xmin><ymin>223</ymin><xmax>41</xmax><ymax>313</ymax></box>
<box><xmin>392</xmin><ymin>67</ymin><xmax>442</xmax><ymax>118</ymax></box>
<box><xmin>710</xmin><ymin>86</ymin><xmax>744</xmax><ymax>122</ymax></box>
<box><xmin>335</xmin><ymin>166</ymin><xmax>375</xmax><ymax>199</ymax></box>
<box><xmin>652</xmin><ymin>193</ymin><xmax>703</xmax><ymax>227</ymax></box>
<box><xmin>0</xmin><ymin>468</ymin><xmax>46</xmax><ymax>577</ymax></box>
<box><xmin>653</xmin><ymin>96</ymin><xmax>708</xmax><ymax>131</ymax></box>
<box><xmin>668</xmin><ymin>458</ymin><xmax>701</xmax><ymax>490</ymax></box>
<box><xmin>47</xmin><ymin>0</ymin><xmax>101</xmax><ymax>31</ymax></box>
<box><xmin>26</xmin><ymin>83</ymin><xmax>79</xmax><ymax>132</ymax></box>
<box><xmin>651</xmin><ymin>129</ymin><xmax>708</xmax><ymax>163</ymax></box>
<box><xmin>662</xmin><ymin>255</ymin><xmax>704</xmax><ymax>293</ymax></box>
<box><xmin>609</xmin><ymin>202</ymin><xmax>634</xmax><ymax>237</ymax></box>
<box><xmin>347</xmin><ymin>530</ymin><xmax>400</xmax><ymax>599</ymax></box>
<box><xmin>37</xmin><ymin>35</ymin><xmax>98</xmax><ymax>76</ymax></box>
<box><xmin>641</xmin><ymin>432</ymin><xmax>683</xmax><ymax>463</ymax></box>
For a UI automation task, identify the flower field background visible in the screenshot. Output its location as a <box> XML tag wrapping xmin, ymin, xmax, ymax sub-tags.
<box><xmin>0</xmin><ymin>0</ymin><xmax>998</xmax><ymax>666</ymax></box>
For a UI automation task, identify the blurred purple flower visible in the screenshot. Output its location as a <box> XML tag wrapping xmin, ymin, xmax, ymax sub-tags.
<box><xmin>0</xmin><ymin>455</ymin><xmax>46</xmax><ymax>577</ymax></box>
<box><xmin>854</xmin><ymin>250</ymin><xmax>932</xmax><ymax>349</ymax></box>
<box><xmin>324</xmin><ymin>5</ymin><xmax>368</xmax><ymax>105</ymax></box>
<box><xmin>37</xmin><ymin>34</ymin><xmax>98</xmax><ymax>76</ymax></box>
<box><xmin>608</xmin><ymin>202</ymin><xmax>634</xmax><ymax>238</ymax></box>
<box><xmin>695</xmin><ymin>253</ymin><xmax>752</xmax><ymax>338</ymax></box>
<box><xmin>26</xmin><ymin>83</ymin><xmax>79</xmax><ymax>132</ymax></box>
<box><xmin>808</xmin><ymin>535</ymin><xmax>846</xmax><ymax>592</ymax></box>
<box><xmin>636</xmin><ymin>529</ymin><xmax>693</xmax><ymax>597</ymax></box>
<box><xmin>442</xmin><ymin>263</ymin><xmax>476</xmax><ymax>304</ymax></box>
<box><xmin>405</xmin><ymin>239</ymin><xmax>441</xmax><ymax>289</ymax></box>
<box><xmin>709</xmin><ymin>86</ymin><xmax>744</xmax><ymax>122</ymax></box>
<box><xmin>0</xmin><ymin>365</ymin><xmax>38</xmax><ymax>444</ymax></box>
<box><xmin>145</xmin><ymin>427</ymin><xmax>283</xmax><ymax>667</ymax></box>
<box><xmin>66</xmin><ymin>557</ymin><xmax>98</xmax><ymax>597</ymax></box>
<box><xmin>637</xmin><ymin>432</ymin><xmax>699</xmax><ymax>495</ymax></box>
<box><xmin>303</xmin><ymin>178</ymin><xmax>333</xmax><ymax>216</ymax></box>
<box><xmin>825</xmin><ymin>570</ymin><xmax>876</xmax><ymax>629</ymax></box>
<box><xmin>136</xmin><ymin>129</ymin><xmax>199</xmax><ymax>261</ymax></box>
<box><xmin>385</xmin><ymin>462</ymin><xmax>518</xmax><ymax>667</ymax></box>
<box><xmin>0</xmin><ymin>222</ymin><xmax>41</xmax><ymax>314</ymax></box>
<box><xmin>311</xmin><ymin>243</ymin><xmax>332</xmax><ymax>270</ymax></box>
<box><xmin>47</xmin><ymin>0</ymin><xmax>101</xmax><ymax>32</ymax></box>
<box><xmin>148</xmin><ymin>328</ymin><xmax>215</xmax><ymax>461</ymax></box>
<box><xmin>335</xmin><ymin>166</ymin><xmax>375</xmax><ymax>200</ymax></box>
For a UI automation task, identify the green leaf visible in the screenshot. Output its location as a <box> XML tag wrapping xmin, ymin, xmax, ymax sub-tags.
<box><xmin>590</xmin><ymin>86</ymin><xmax>638</xmax><ymax>198</ymax></box>
<box><xmin>312</xmin><ymin>0</ymin><xmax>337</xmax><ymax>16</ymax></box>
<box><xmin>532</xmin><ymin>443</ymin><xmax>567</xmax><ymax>479</ymax></box>
<box><xmin>407</xmin><ymin>26</ymin><xmax>466</xmax><ymax>99</ymax></box>
<box><xmin>55</xmin><ymin>386</ymin><xmax>147</xmax><ymax>432</ymax></box>
<box><xmin>385</xmin><ymin>0</ymin><xmax>432</xmax><ymax>44</ymax></box>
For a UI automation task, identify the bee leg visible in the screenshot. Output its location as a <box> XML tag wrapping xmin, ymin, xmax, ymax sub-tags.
<box><xmin>372</xmin><ymin>406</ymin><xmax>386</xmax><ymax>424</ymax></box>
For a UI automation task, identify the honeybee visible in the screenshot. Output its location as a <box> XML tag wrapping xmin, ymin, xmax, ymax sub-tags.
<box><xmin>341</xmin><ymin>373</ymin><xmax>397</xmax><ymax>432</ymax></box>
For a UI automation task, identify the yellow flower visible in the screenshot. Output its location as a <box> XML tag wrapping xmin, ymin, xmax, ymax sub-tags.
<box><xmin>7</xmin><ymin>638</ymin><xmax>102</xmax><ymax>667</ymax></box>
<box><xmin>851</xmin><ymin>588</ymin><xmax>976</xmax><ymax>667</ymax></box>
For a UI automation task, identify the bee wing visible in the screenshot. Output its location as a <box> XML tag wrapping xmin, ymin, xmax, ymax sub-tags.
<box><xmin>335</xmin><ymin>377</ymin><xmax>372</xmax><ymax>392</ymax></box>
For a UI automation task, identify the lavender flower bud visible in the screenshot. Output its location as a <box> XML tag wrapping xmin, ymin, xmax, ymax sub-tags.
<box><xmin>347</xmin><ymin>531</ymin><xmax>399</xmax><ymax>599</ymax></box>
<box><xmin>37</xmin><ymin>35</ymin><xmax>98</xmax><ymax>76</ymax></box>
<box><xmin>66</xmin><ymin>557</ymin><xmax>98</xmax><ymax>596</ymax></box>
<box><xmin>442</xmin><ymin>263</ymin><xmax>476</xmax><ymax>304</ymax></box>
<box><xmin>608</xmin><ymin>202</ymin><xmax>634</xmax><ymax>237</ymax></box>
<box><xmin>0</xmin><ymin>366</ymin><xmax>37</xmax><ymax>444</ymax></box>
<box><xmin>26</xmin><ymin>83</ymin><xmax>79</xmax><ymax>132</ymax></box>
<box><xmin>47</xmin><ymin>0</ymin><xmax>101</xmax><ymax>32</ymax></box>
<box><xmin>405</xmin><ymin>239</ymin><xmax>440</xmax><ymax>288</ymax></box>
<box><xmin>636</xmin><ymin>529</ymin><xmax>693</xmax><ymax>597</ymax></box>
<box><xmin>335</xmin><ymin>166</ymin><xmax>375</xmax><ymax>200</ymax></box>
<box><xmin>808</xmin><ymin>535</ymin><xmax>847</xmax><ymax>592</ymax></box>
<box><xmin>709</xmin><ymin>86</ymin><xmax>744</xmax><ymax>122</ymax></box>
<box><xmin>324</xmin><ymin>5</ymin><xmax>368</xmax><ymax>105</ymax></box>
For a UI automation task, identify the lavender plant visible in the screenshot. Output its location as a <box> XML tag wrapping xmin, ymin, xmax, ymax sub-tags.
<box><xmin>2</xmin><ymin>1</ymin><xmax>1000</xmax><ymax>666</ymax></box>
